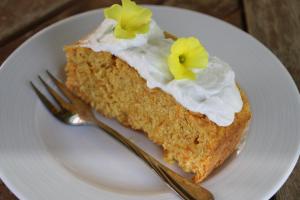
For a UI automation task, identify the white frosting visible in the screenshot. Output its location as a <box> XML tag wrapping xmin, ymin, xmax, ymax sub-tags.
<box><xmin>79</xmin><ymin>18</ymin><xmax>243</xmax><ymax>126</ymax></box>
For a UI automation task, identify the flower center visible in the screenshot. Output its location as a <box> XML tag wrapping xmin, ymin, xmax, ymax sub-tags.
<box><xmin>179</xmin><ymin>55</ymin><xmax>186</xmax><ymax>64</ymax></box>
<box><xmin>120</xmin><ymin>20</ymin><xmax>128</xmax><ymax>30</ymax></box>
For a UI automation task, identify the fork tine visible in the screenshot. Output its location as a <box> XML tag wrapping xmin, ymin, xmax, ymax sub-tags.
<box><xmin>38</xmin><ymin>75</ymin><xmax>71</xmax><ymax>110</ymax></box>
<box><xmin>46</xmin><ymin>70</ymin><xmax>76</xmax><ymax>101</ymax></box>
<box><xmin>30</xmin><ymin>81</ymin><xmax>59</xmax><ymax>114</ymax></box>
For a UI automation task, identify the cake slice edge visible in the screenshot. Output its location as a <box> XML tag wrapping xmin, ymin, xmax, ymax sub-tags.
<box><xmin>63</xmin><ymin>44</ymin><xmax>251</xmax><ymax>183</ymax></box>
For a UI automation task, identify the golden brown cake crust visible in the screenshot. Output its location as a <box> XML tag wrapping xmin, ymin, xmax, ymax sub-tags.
<box><xmin>64</xmin><ymin>45</ymin><xmax>251</xmax><ymax>183</ymax></box>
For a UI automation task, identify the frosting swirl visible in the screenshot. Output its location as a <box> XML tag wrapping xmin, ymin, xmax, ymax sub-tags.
<box><xmin>79</xmin><ymin>18</ymin><xmax>243</xmax><ymax>126</ymax></box>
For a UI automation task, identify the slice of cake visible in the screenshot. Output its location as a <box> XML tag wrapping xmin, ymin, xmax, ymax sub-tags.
<box><xmin>64</xmin><ymin>0</ymin><xmax>251</xmax><ymax>183</ymax></box>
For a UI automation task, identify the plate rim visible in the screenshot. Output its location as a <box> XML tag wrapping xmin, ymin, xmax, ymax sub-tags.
<box><xmin>0</xmin><ymin>5</ymin><xmax>299</xmax><ymax>200</ymax></box>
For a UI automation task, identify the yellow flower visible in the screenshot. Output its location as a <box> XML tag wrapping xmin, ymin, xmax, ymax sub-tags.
<box><xmin>168</xmin><ymin>37</ymin><xmax>208</xmax><ymax>80</ymax></box>
<box><xmin>104</xmin><ymin>0</ymin><xmax>152</xmax><ymax>39</ymax></box>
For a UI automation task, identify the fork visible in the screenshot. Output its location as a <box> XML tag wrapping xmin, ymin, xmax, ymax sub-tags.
<box><xmin>30</xmin><ymin>70</ymin><xmax>214</xmax><ymax>200</ymax></box>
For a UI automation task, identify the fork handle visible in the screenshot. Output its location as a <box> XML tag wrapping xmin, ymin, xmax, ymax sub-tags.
<box><xmin>94</xmin><ymin>120</ymin><xmax>214</xmax><ymax>200</ymax></box>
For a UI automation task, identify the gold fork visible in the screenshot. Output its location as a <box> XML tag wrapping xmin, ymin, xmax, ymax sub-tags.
<box><xmin>30</xmin><ymin>70</ymin><xmax>214</xmax><ymax>200</ymax></box>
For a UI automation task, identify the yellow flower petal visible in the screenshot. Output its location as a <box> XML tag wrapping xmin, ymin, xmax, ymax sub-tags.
<box><xmin>168</xmin><ymin>54</ymin><xmax>196</xmax><ymax>80</ymax></box>
<box><xmin>185</xmin><ymin>47</ymin><xmax>208</xmax><ymax>69</ymax></box>
<box><xmin>122</xmin><ymin>0</ymin><xmax>137</xmax><ymax>9</ymax></box>
<box><xmin>170</xmin><ymin>38</ymin><xmax>189</xmax><ymax>55</ymax></box>
<box><xmin>104</xmin><ymin>0</ymin><xmax>152</xmax><ymax>39</ymax></box>
<box><xmin>167</xmin><ymin>37</ymin><xmax>208</xmax><ymax>80</ymax></box>
<box><xmin>127</xmin><ymin>8</ymin><xmax>152</xmax><ymax>26</ymax></box>
<box><xmin>135</xmin><ymin>23</ymin><xmax>150</xmax><ymax>34</ymax></box>
<box><xmin>183</xmin><ymin>37</ymin><xmax>200</xmax><ymax>48</ymax></box>
<box><xmin>104</xmin><ymin>4</ymin><xmax>122</xmax><ymax>21</ymax></box>
<box><xmin>114</xmin><ymin>24</ymin><xmax>136</xmax><ymax>39</ymax></box>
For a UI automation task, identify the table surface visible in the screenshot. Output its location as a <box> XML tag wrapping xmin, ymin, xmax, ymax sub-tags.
<box><xmin>0</xmin><ymin>0</ymin><xmax>299</xmax><ymax>199</ymax></box>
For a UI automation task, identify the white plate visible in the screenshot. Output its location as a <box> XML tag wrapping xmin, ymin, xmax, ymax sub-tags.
<box><xmin>0</xmin><ymin>6</ymin><xmax>299</xmax><ymax>200</ymax></box>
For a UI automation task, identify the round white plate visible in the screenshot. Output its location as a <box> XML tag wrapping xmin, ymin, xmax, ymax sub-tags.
<box><xmin>0</xmin><ymin>6</ymin><xmax>299</xmax><ymax>200</ymax></box>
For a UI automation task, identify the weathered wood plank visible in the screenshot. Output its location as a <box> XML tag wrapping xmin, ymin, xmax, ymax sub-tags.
<box><xmin>0</xmin><ymin>0</ymin><xmax>245</xmax><ymax>199</ymax></box>
<box><xmin>0</xmin><ymin>181</ymin><xmax>17</xmax><ymax>200</ymax></box>
<box><xmin>2</xmin><ymin>0</ymin><xmax>299</xmax><ymax>199</ymax></box>
<box><xmin>0</xmin><ymin>1</ymin><xmax>82</xmax><ymax>63</ymax></box>
<box><xmin>244</xmin><ymin>0</ymin><xmax>300</xmax><ymax>90</ymax></box>
<box><xmin>0</xmin><ymin>0</ymin><xmax>244</xmax><ymax>65</ymax></box>
<box><xmin>276</xmin><ymin>161</ymin><xmax>300</xmax><ymax>200</ymax></box>
<box><xmin>0</xmin><ymin>0</ymin><xmax>243</xmax><ymax>47</ymax></box>
<box><xmin>162</xmin><ymin>0</ymin><xmax>240</xmax><ymax>17</ymax></box>
<box><xmin>64</xmin><ymin>0</ymin><xmax>244</xmax><ymax>27</ymax></box>
<box><xmin>244</xmin><ymin>1</ymin><xmax>300</xmax><ymax>199</ymax></box>
<box><xmin>0</xmin><ymin>0</ymin><xmax>73</xmax><ymax>46</ymax></box>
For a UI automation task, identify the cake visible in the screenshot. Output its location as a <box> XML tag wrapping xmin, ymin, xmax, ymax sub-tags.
<box><xmin>64</xmin><ymin>0</ymin><xmax>251</xmax><ymax>183</ymax></box>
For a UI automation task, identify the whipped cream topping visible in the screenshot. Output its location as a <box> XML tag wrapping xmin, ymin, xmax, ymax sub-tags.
<box><xmin>79</xmin><ymin>18</ymin><xmax>243</xmax><ymax>126</ymax></box>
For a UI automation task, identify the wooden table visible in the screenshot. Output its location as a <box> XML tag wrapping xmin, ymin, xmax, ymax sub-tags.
<box><xmin>0</xmin><ymin>0</ymin><xmax>299</xmax><ymax>199</ymax></box>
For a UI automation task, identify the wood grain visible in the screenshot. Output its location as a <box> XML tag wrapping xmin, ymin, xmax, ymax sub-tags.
<box><xmin>244</xmin><ymin>0</ymin><xmax>300</xmax><ymax>199</ymax></box>
<box><xmin>275</xmin><ymin>161</ymin><xmax>300</xmax><ymax>200</ymax></box>
<box><xmin>243</xmin><ymin>0</ymin><xmax>300</xmax><ymax>90</ymax></box>
<box><xmin>0</xmin><ymin>0</ymin><xmax>244</xmax><ymax>47</ymax></box>
<box><xmin>0</xmin><ymin>181</ymin><xmax>17</xmax><ymax>200</ymax></box>
<box><xmin>0</xmin><ymin>1</ymin><xmax>245</xmax><ymax>199</ymax></box>
<box><xmin>0</xmin><ymin>0</ymin><xmax>244</xmax><ymax>65</ymax></box>
<box><xmin>0</xmin><ymin>0</ymin><xmax>299</xmax><ymax>199</ymax></box>
<box><xmin>0</xmin><ymin>0</ymin><xmax>73</xmax><ymax>46</ymax></box>
<box><xmin>0</xmin><ymin>1</ymin><xmax>83</xmax><ymax>63</ymax></box>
